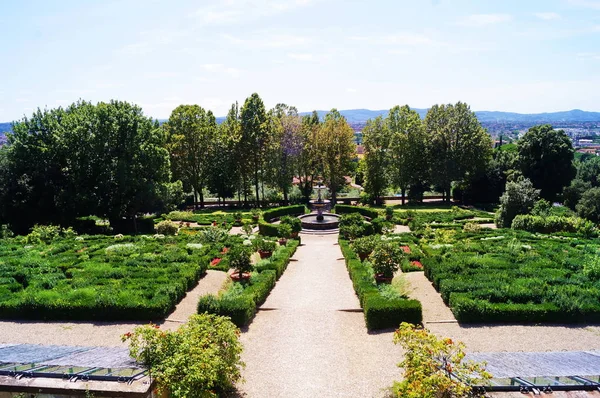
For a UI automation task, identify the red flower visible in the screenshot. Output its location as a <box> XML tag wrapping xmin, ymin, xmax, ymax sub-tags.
<box><xmin>210</xmin><ymin>258</ymin><xmax>222</xmax><ymax>267</ymax></box>
<box><xmin>410</xmin><ymin>261</ymin><xmax>423</xmax><ymax>269</ymax></box>
<box><xmin>401</xmin><ymin>246</ymin><xmax>411</xmax><ymax>254</ymax></box>
<box><xmin>123</xmin><ymin>332</ymin><xmax>132</xmax><ymax>338</ymax></box>
<box><xmin>221</xmin><ymin>247</ymin><xmax>229</xmax><ymax>254</ymax></box>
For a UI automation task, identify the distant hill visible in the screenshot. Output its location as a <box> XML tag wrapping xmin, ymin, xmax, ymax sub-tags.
<box><xmin>302</xmin><ymin>108</ymin><xmax>600</xmax><ymax>124</ymax></box>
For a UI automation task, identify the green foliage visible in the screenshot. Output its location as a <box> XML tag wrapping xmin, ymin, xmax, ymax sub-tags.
<box><xmin>0</xmin><ymin>234</ymin><xmax>225</xmax><ymax>320</ymax></box>
<box><xmin>254</xmin><ymin>238</ymin><xmax>276</xmax><ymax>253</ymax></box>
<box><xmin>351</xmin><ymin>235</ymin><xmax>378</xmax><ymax>257</ymax></box>
<box><xmin>531</xmin><ymin>199</ymin><xmax>552</xmax><ymax>217</ymax></box>
<box><xmin>229</xmin><ymin>245</ymin><xmax>253</xmax><ymax>278</ymax></box>
<box><xmin>258</xmin><ymin>221</ymin><xmax>280</xmax><ymax>237</ymax></box>
<box><xmin>123</xmin><ymin>314</ymin><xmax>244</xmax><ymax>398</ymax></box>
<box><xmin>262</xmin><ymin>205</ymin><xmax>306</xmax><ymax>222</ymax></box>
<box><xmin>511</xmin><ymin>214</ymin><xmax>597</xmax><ymax>236</ymax></box>
<box><xmin>462</xmin><ymin>222</ymin><xmax>481</xmax><ymax>233</ymax></box>
<box><xmin>339</xmin><ymin>213</ymin><xmax>373</xmax><ymax>240</ymax></box>
<box><xmin>576</xmin><ymin>187</ymin><xmax>600</xmax><ymax>223</ymax></box>
<box><xmin>517</xmin><ymin>124</ymin><xmax>575</xmax><ymax>201</ymax></box>
<box><xmin>392</xmin><ymin>323</ymin><xmax>490</xmax><ymax>398</ymax></box>
<box><xmin>496</xmin><ymin>178</ymin><xmax>540</xmax><ymax>228</ymax></box>
<box><xmin>280</xmin><ymin>215</ymin><xmax>302</xmax><ymax>233</ymax></box>
<box><xmin>155</xmin><ymin>220</ymin><xmax>179</xmax><ymax>236</ymax></box>
<box><xmin>583</xmin><ymin>255</ymin><xmax>600</xmax><ymax>281</ymax></box>
<box><xmin>334</xmin><ymin>204</ymin><xmax>380</xmax><ymax>219</ymax></box>
<box><xmin>198</xmin><ymin>242</ymin><xmax>298</xmax><ymax>326</ymax></box>
<box><xmin>369</xmin><ymin>241</ymin><xmax>404</xmax><ymax>278</ymax></box>
<box><xmin>338</xmin><ymin>239</ymin><xmax>422</xmax><ymax>330</ymax></box>
<box><xmin>277</xmin><ymin>223</ymin><xmax>292</xmax><ymax>239</ymax></box>
<box><xmin>198</xmin><ymin>226</ymin><xmax>229</xmax><ymax>244</ymax></box>
<box><xmin>362</xmin><ymin>116</ymin><xmax>390</xmax><ymax>204</ymax></box>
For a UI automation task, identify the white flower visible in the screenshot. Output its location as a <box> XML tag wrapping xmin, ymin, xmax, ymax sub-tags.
<box><xmin>243</xmin><ymin>239</ymin><xmax>252</xmax><ymax>246</ymax></box>
<box><xmin>186</xmin><ymin>243</ymin><xmax>203</xmax><ymax>249</ymax></box>
<box><xmin>75</xmin><ymin>237</ymin><xmax>84</xmax><ymax>241</ymax></box>
<box><xmin>248</xmin><ymin>235</ymin><xmax>256</xmax><ymax>240</ymax></box>
<box><xmin>114</xmin><ymin>234</ymin><xmax>124</xmax><ymax>240</ymax></box>
<box><xmin>153</xmin><ymin>234</ymin><xmax>165</xmax><ymax>239</ymax></box>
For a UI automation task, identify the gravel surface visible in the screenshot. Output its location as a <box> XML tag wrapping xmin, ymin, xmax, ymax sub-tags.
<box><xmin>0</xmin><ymin>270</ymin><xmax>228</xmax><ymax>347</ymax></box>
<box><xmin>393</xmin><ymin>225</ymin><xmax>411</xmax><ymax>233</ymax></box>
<box><xmin>405</xmin><ymin>271</ymin><xmax>600</xmax><ymax>352</ymax></box>
<box><xmin>235</xmin><ymin>233</ymin><xmax>403</xmax><ymax>398</ymax></box>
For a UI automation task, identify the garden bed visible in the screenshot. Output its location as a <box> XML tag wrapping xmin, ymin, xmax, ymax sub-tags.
<box><xmin>0</xmin><ymin>233</ymin><xmax>241</xmax><ymax>321</ymax></box>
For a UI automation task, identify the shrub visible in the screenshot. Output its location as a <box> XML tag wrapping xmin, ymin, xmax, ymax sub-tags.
<box><xmin>280</xmin><ymin>215</ymin><xmax>302</xmax><ymax>233</ymax></box>
<box><xmin>0</xmin><ymin>225</ymin><xmax>14</xmax><ymax>239</ymax></box>
<box><xmin>496</xmin><ymin>178</ymin><xmax>540</xmax><ymax>228</ymax></box>
<box><xmin>199</xmin><ymin>226</ymin><xmax>229</xmax><ymax>243</ymax></box>
<box><xmin>351</xmin><ymin>236</ymin><xmax>378</xmax><ymax>259</ymax></box>
<box><xmin>511</xmin><ymin>214</ymin><xmax>597</xmax><ymax>236</ymax></box>
<box><xmin>339</xmin><ymin>213</ymin><xmax>373</xmax><ymax>240</ymax></box>
<box><xmin>391</xmin><ymin>322</ymin><xmax>490</xmax><ymax>398</ymax></box>
<box><xmin>462</xmin><ymin>222</ymin><xmax>481</xmax><ymax>233</ymax></box>
<box><xmin>531</xmin><ymin>199</ymin><xmax>552</xmax><ymax>217</ymax></box>
<box><xmin>155</xmin><ymin>220</ymin><xmax>179</xmax><ymax>236</ymax></box>
<box><xmin>364</xmin><ymin>296</ymin><xmax>422</xmax><ymax>329</ymax></box>
<box><xmin>385</xmin><ymin>206</ymin><xmax>394</xmax><ymax>220</ymax></box>
<box><xmin>123</xmin><ymin>314</ymin><xmax>244</xmax><ymax>398</ymax></box>
<box><xmin>277</xmin><ymin>223</ymin><xmax>292</xmax><ymax>239</ymax></box>
<box><xmin>229</xmin><ymin>246</ymin><xmax>253</xmax><ymax>279</ymax></box>
<box><xmin>258</xmin><ymin>221</ymin><xmax>279</xmax><ymax>237</ymax></box>
<box><xmin>334</xmin><ymin>204</ymin><xmax>379</xmax><ymax>219</ymax></box>
<box><xmin>242</xmin><ymin>224</ymin><xmax>254</xmax><ymax>235</ymax></box>
<box><xmin>254</xmin><ymin>238</ymin><xmax>276</xmax><ymax>253</ymax></box>
<box><xmin>262</xmin><ymin>205</ymin><xmax>306</xmax><ymax>222</ymax></box>
<box><xmin>577</xmin><ymin>187</ymin><xmax>600</xmax><ymax>223</ymax></box>
<box><xmin>370</xmin><ymin>242</ymin><xmax>404</xmax><ymax>278</ymax></box>
<box><xmin>583</xmin><ymin>255</ymin><xmax>600</xmax><ymax>281</ymax></box>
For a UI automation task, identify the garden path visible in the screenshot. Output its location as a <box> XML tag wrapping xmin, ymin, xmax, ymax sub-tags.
<box><xmin>235</xmin><ymin>233</ymin><xmax>403</xmax><ymax>398</ymax></box>
<box><xmin>0</xmin><ymin>270</ymin><xmax>228</xmax><ymax>347</ymax></box>
<box><xmin>393</xmin><ymin>224</ymin><xmax>411</xmax><ymax>233</ymax></box>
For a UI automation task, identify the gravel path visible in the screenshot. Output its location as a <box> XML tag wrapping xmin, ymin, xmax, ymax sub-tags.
<box><xmin>405</xmin><ymin>272</ymin><xmax>600</xmax><ymax>352</ymax></box>
<box><xmin>0</xmin><ymin>270</ymin><xmax>228</xmax><ymax>347</ymax></box>
<box><xmin>236</xmin><ymin>233</ymin><xmax>403</xmax><ymax>398</ymax></box>
<box><xmin>393</xmin><ymin>225</ymin><xmax>411</xmax><ymax>233</ymax></box>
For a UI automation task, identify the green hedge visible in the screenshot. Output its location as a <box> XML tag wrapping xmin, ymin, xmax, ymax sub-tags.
<box><xmin>198</xmin><ymin>241</ymin><xmax>299</xmax><ymax>327</ymax></box>
<box><xmin>258</xmin><ymin>221</ymin><xmax>279</xmax><ymax>237</ymax></box>
<box><xmin>511</xmin><ymin>214</ymin><xmax>597</xmax><ymax>236</ymax></box>
<box><xmin>334</xmin><ymin>205</ymin><xmax>379</xmax><ymax>220</ymax></box>
<box><xmin>339</xmin><ymin>239</ymin><xmax>422</xmax><ymax>329</ymax></box>
<box><xmin>263</xmin><ymin>205</ymin><xmax>307</xmax><ymax>222</ymax></box>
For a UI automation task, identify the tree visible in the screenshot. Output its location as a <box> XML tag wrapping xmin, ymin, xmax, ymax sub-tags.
<box><xmin>576</xmin><ymin>187</ymin><xmax>600</xmax><ymax>223</ymax></box>
<box><xmin>496</xmin><ymin>177</ymin><xmax>540</xmax><ymax>228</ymax></box>
<box><xmin>362</xmin><ymin>116</ymin><xmax>390</xmax><ymax>204</ymax></box>
<box><xmin>266</xmin><ymin>104</ymin><xmax>303</xmax><ymax>205</ymax></box>
<box><xmin>387</xmin><ymin>105</ymin><xmax>427</xmax><ymax>204</ymax></box>
<box><xmin>317</xmin><ymin>109</ymin><xmax>356</xmax><ymax>204</ymax></box>
<box><xmin>166</xmin><ymin>105</ymin><xmax>218</xmax><ymax>208</ymax></box>
<box><xmin>297</xmin><ymin>111</ymin><xmax>320</xmax><ymax>203</ymax></box>
<box><xmin>240</xmin><ymin>93</ymin><xmax>268</xmax><ymax>206</ymax></box>
<box><xmin>517</xmin><ymin>124</ymin><xmax>575</xmax><ymax>201</ymax></box>
<box><xmin>424</xmin><ymin>102</ymin><xmax>492</xmax><ymax>202</ymax></box>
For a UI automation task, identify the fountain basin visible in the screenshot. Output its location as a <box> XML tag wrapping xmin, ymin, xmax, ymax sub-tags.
<box><xmin>298</xmin><ymin>213</ymin><xmax>340</xmax><ymax>230</ymax></box>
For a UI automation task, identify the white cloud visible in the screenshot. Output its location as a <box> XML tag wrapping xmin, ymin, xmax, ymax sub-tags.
<box><xmin>352</xmin><ymin>33</ymin><xmax>439</xmax><ymax>47</ymax></box>
<box><xmin>534</xmin><ymin>12</ymin><xmax>561</xmax><ymax>20</ymax></box>
<box><xmin>346</xmin><ymin>88</ymin><xmax>357</xmax><ymax>93</ymax></box>
<box><xmin>457</xmin><ymin>14</ymin><xmax>513</xmax><ymax>27</ymax></box>
<box><xmin>288</xmin><ymin>53</ymin><xmax>313</xmax><ymax>61</ymax></box>
<box><xmin>200</xmin><ymin>64</ymin><xmax>242</xmax><ymax>79</ymax></box>
<box><xmin>195</xmin><ymin>0</ymin><xmax>316</xmax><ymax>25</ymax></box>
<box><xmin>577</xmin><ymin>52</ymin><xmax>600</xmax><ymax>60</ymax></box>
<box><xmin>15</xmin><ymin>98</ymin><xmax>29</xmax><ymax>103</ymax></box>
<box><xmin>222</xmin><ymin>33</ymin><xmax>311</xmax><ymax>49</ymax></box>
<box><xmin>567</xmin><ymin>0</ymin><xmax>600</xmax><ymax>10</ymax></box>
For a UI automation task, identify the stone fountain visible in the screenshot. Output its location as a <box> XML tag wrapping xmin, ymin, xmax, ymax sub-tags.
<box><xmin>298</xmin><ymin>181</ymin><xmax>340</xmax><ymax>231</ymax></box>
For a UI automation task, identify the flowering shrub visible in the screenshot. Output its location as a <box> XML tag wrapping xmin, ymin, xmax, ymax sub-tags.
<box><xmin>156</xmin><ymin>220</ymin><xmax>179</xmax><ymax>236</ymax></box>
<box><xmin>392</xmin><ymin>322</ymin><xmax>490</xmax><ymax>398</ymax></box>
<box><xmin>210</xmin><ymin>258</ymin><xmax>222</xmax><ymax>267</ymax></box>
<box><xmin>123</xmin><ymin>314</ymin><xmax>244</xmax><ymax>398</ymax></box>
<box><xmin>369</xmin><ymin>241</ymin><xmax>404</xmax><ymax>278</ymax></box>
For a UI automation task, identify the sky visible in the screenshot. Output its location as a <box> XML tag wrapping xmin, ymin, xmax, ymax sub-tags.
<box><xmin>1</xmin><ymin>0</ymin><xmax>600</xmax><ymax>121</ymax></box>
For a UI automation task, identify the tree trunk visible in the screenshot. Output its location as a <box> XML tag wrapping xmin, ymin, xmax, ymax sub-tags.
<box><xmin>132</xmin><ymin>215</ymin><xmax>138</xmax><ymax>235</ymax></box>
<box><xmin>199</xmin><ymin>184</ymin><xmax>205</xmax><ymax>208</ymax></box>
<box><xmin>402</xmin><ymin>188</ymin><xmax>406</xmax><ymax>205</ymax></box>
<box><xmin>193</xmin><ymin>189</ymin><xmax>198</xmax><ymax>210</ymax></box>
<box><xmin>283</xmin><ymin>187</ymin><xmax>289</xmax><ymax>206</ymax></box>
<box><xmin>254</xmin><ymin>164</ymin><xmax>260</xmax><ymax>208</ymax></box>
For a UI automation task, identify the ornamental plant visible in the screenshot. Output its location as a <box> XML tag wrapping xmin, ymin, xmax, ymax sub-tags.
<box><xmin>277</xmin><ymin>223</ymin><xmax>292</xmax><ymax>239</ymax></box>
<box><xmin>392</xmin><ymin>322</ymin><xmax>490</xmax><ymax>398</ymax></box>
<box><xmin>228</xmin><ymin>245</ymin><xmax>253</xmax><ymax>279</ymax></box>
<box><xmin>369</xmin><ymin>241</ymin><xmax>404</xmax><ymax>278</ymax></box>
<box><xmin>385</xmin><ymin>206</ymin><xmax>394</xmax><ymax>220</ymax></box>
<box><xmin>280</xmin><ymin>215</ymin><xmax>302</xmax><ymax>234</ymax></box>
<box><xmin>155</xmin><ymin>220</ymin><xmax>179</xmax><ymax>236</ymax></box>
<box><xmin>351</xmin><ymin>235</ymin><xmax>378</xmax><ymax>259</ymax></box>
<box><xmin>123</xmin><ymin>314</ymin><xmax>244</xmax><ymax>398</ymax></box>
<box><xmin>254</xmin><ymin>238</ymin><xmax>276</xmax><ymax>254</ymax></box>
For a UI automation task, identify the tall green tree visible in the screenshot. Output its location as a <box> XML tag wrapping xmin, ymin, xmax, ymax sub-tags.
<box><xmin>166</xmin><ymin>105</ymin><xmax>217</xmax><ymax>208</ymax></box>
<box><xmin>240</xmin><ymin>93</ymin><xmax>268</xmax><ymax>206</ymax></box>
<box><xmin>362</xmin><ymin>116</ymin><xmax>390</xmax><ymax>204</ymax></box>
<box><xmin>517</xmin><ymin>124</ymin><xmax>575</xmax><ymax>201</ymax></box>
<box><xmin>317</xmin><ymin>109</ymin><xmax>356</xmax><ymax>204</ymax></box>
<box><xmin>424</xmin><ymin>102</ymin><xmax>492</xmax><ymax>202</ymax></box>
<box><xmin>297</xmin><ymin>111</ymin><xmax>320</xmax><ymax>203</ymax></box>
<box><xmin>387</xmin><ymin>105</ymin><xmax>427</xmax><ymax>204</ymax></box>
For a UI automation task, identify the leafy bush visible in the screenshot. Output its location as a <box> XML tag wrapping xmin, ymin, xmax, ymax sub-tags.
<box><xmin>123</xmin><ymin>314</ymin><xmax>244</xmax><ymax>398</ymax></box>
<box><xmin>496</xmin><ymin>178</ymin><xmax>540</xmax><ymax>228</ymax></box>
<box><xmin>531</xmin><ymin>199</ymin><xmax>552</xmax><ymax>217</ymax></box>
<box><xmin>334</xmin><ymin>204</ymin><xmax>379</xmax><ymax>219</ymax></box>
<box><xmin>369</xmin><ymin>242</ymin><xmax>404</xmax><ymax>278</ymax></box>
<box><xmin>351</xmin><ymin>236</ymin><xmax>378</xmax><ymax>259</ymax></box>
<box><xmin>277</xmin><ymin>223</ymin><xmax>292</xmax><ymax>239</ymax></box>
<box><xmin>576</xmin><ymin>187</ymin><xmax>600</xmax><ymax>223</ymax></box>
<box><xmin>199</xmin><ymin>226</ymin><xmax>229</xmax><ymax>243</ymax></box>
<box><xmin>339</xmin><ymin>213</ymin><xmax>373</xmax><ymax>240</ymax></box>
<box><xmin>583</xmin><ymin>255</ymin><xmax>600</xmax><ymax>281</ymax></box>
<box><xmin>511</xmin><ymin>214</ymin><xmax>597</xmax><ymax>236</ymax></box>
<box><xmin>254</xmin><ymin>238</ymin><xmax>276</xmax><ymax>253</ymax></box>
<box><xmin>258</xmin><ymin>221</ymin><xmax>279</xmax><ymax>237</ymax></box>
<box><xmin>280</xmin><ymin>215</ymin><xmax>302</xmax><ymax>233</ymax></box>
<box><xmin>229</xmin><ymin>246</ymin><xmax>253</xmax><ymax>279</ymax></box>
<box><xmin>391</xmin><ymin>322</ymin><xmax>490</xmax><ymax>398</ymax></box>
<box><xmin>26</xmin><ymin>225</ymin><xmax>62</xmax><ymax>244</ymax></box>
<box><xmin>462</xmin><ymin>222</ymin><xmax>481</xmax><ymax>233</ymax></box>
<box><xmin>155</xmin><ymin>220</ymin><xmax>179</xmax><ymax>236</ymax></box>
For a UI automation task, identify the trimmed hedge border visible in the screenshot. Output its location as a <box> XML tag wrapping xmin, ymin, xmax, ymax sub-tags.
<box><xmin>258</xmin><ymin>221</ymin><xmax>279</xmax><ymax>237</ymax></box>
<box><xmin>262</xmin><ymin>205</ymin><xmax>307</xmax><ymax>222</ymax></box>
<box><xmin>197</xmin><ymin>240</ymin><xmax>299</xmax><ymax>327</ymax></box>
<box><xmin>339</xmin><ymin>238</ymin><xmax>422</xmax><ymax>329</ymax></box>
<box><xmin>334</xmin><ymin>205</ymin><xmax>380</xmax><ymax>220</ymax></box>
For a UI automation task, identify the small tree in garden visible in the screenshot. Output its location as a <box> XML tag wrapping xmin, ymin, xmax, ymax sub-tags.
<box><xmin>369</xmin><ymin>241</ymin><xmax>404</xmax><ymax>279</ymax></box>
<box><xmin>352</xmin><ymin>235</ymin><xmax>378</xmax><ymax>260</ymax></box>
<box><xmin>392</xmin><ymin>322</ymin><xmax>491</xmax><ymax>398</ymax></box>
<box><xmin>280</xmin><ymin>215</ymin><xmax>302</xmax><ymax>235</ymax></box>
<box><xmin>155</xmin><ymin>220</ymin><xmax>179</xmax><ymax>236</ymax></box>
<box><xmin>277</xmin><ymin>223</ymin><xmax>292</xmax><ymax>239</ymax></box>
<box><xmin>228</xmin><ymin>245</ymin><xmax>253</xmax><ymax>280</ymax></box>
<box><xmin>496</xmin><ymin>177</ymin><xmax>540</xmax><ymax>228</ymax></box>
<box><xmin>123</xmin><ymin>314</ymin><xmax>244</xmax><ymax>398</ymax></box>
